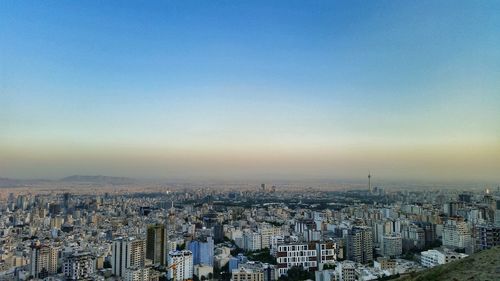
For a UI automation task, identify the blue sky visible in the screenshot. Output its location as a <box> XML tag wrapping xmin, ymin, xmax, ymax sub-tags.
<box><xmin>1</xmin><ymin>1</ymin><xmax>499</xmax><ymax>181</ymax></box>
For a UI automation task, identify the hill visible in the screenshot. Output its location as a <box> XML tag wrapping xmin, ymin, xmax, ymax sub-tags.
<box><xmin>398</xmin><ymin>246</ymin><xmax>500</xmax><ymax>281</ymax></box>
<box><xmin>0</xmin><ymin>177</ymin><xmax>51</xmax><ymax>187</ymax></box>
<box><xmin>60</xmin><ymin>175</ymin><xmax>136</xmax><ymax>185</ymax></box>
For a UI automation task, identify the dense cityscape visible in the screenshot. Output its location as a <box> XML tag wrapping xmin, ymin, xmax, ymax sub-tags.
<box><xmin>0</xmin><ymin>176</ymin><xmax>499</xmax><ymax>281</ymax></box>
<box><xmin>3</xmin><ymin>1</ymin><xmax>500</xmax><ymax>281</ymax></box>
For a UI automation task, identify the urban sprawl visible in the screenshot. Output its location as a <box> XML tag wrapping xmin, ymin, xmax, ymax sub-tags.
<box><xmin>1</xmin><ymin>177</ymin><xmax>499</xmax><ymax>281</ymax></box>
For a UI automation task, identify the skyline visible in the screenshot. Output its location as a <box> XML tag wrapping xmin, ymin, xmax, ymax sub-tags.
<box><xmin>1</xmin><ymin>1</ymin><xmax>500</xmax><ymax>182</ymax></box>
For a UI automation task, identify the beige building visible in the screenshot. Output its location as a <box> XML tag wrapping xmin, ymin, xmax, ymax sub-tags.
<box><xmin>442</xmin><ymin>220</ymin><xmax>471</xmax><ymax>249</ymax></box>
<box><xmin>30</xmin><ymin>241</ymin><xmax>58</xmax><ymax>279</ymax></box>
<box><xmin>232</xmin><ymin>267</ymin><xmax>264</xmax><ymax>281</ymax></box>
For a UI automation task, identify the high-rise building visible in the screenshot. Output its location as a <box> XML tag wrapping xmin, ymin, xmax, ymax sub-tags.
<box><xmin>30</xmin><ymin>241</ymin><xmax>58</xmax><ymax>279</ymax></box>
<box><xmin>147</xmin><ymin>223</ymin><xmax>168</xmax><ymax>265</ymax></box>
<box><xmin>112</xmin><ymin>237</ymin><xmax>146</xmax><ymax>277</ymax></box>
<box><xmin>63</xmin><ymin>252</ymin><xmax>95</xmax><ymax>280</ymax></box>
<box><xmin>416</xmin><ymin>222</ymin><xmax>437</xmax><ymax>248</ymax></box>
<box><xmin>458</xmin><ymin>193</ymin><xmax>472</xmax><ymax>203</ymax></box>
<box><xmin>243</xmin><ymin>232</ymin><xmax>262</xmax><ymax>251</ymax></box>
<box><xmin>63</xmin><ymin>192</ymin><xmax>71</xmax><ymax>209</ymax></box>
<box><xmin>259</xmin><ymin>225</ymin><xmax>282</xmax><ymax>249</ymax></box>
<box><xmin>168</xmin><ymin>250</ymin><xmax>193</xmax><ymax>281</ymax></box>
<box><xmin>346</xmin><ymin>226</ymin><xmax>373</xmax><ymax>264</ymax></box>
<box><xmin>188</xmin><ymin>236</ymin><xmax>214</xmax><ymax>266</ymax></box>
<box><xmin>213</xmin><ymin>223</ymin><xmax>225</xmax><ymax>243</ymax></box>
<box><xmin>382</xmin><ymin>234</ymin><xmax>402</xmax><ymax>257</ymax></box>
<box><xmin>495</xmin><ymin>201</ymin><xmax>500</xmax><ymax>226</ymax></box>
<box><xmin>443</xmin><ymin>202</ymin><xmax>462</xmax><ymax>217</ymax></box>
<box><xmin>401</xmin><ymin>224</ymin><xmax>425</xmax><ymax>251</ymax></box>
<box><xmin>442</xmin><ymin>220</ymin><xmax>471</xmax><ymax>250</ymax></box>
<box><xmin>475</xmin><ymin>224</ymin><xmax>500</xmax><ymax>250</ymax></box>
<box><xmin>48</xmin><ymin>203</ymin><xmax>61</xmax><ymax>216</ymax></box>
<box><xmin>374</xmin><ymin>220</ymin><xmax>394</xmax><ymax>246</ymax></box>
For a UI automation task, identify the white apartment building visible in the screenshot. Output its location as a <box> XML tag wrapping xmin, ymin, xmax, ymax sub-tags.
<box><xmin>168</xmin><ymin>250</ymin><xmax>193</xmax><ymax>281</ymax></box>
<box><xmin>420</xmin><ymin>249</ymin><xmax>468</xmax><ymax>268</ymax></box>
<box><xmin>244</xmin><ymin>232</ymin><xmax>262</xmax><ymax>251</ymax></box>
<box><xmin>276</xmin><ymin>242</ymin><xmax>336</xmax><ymax>276</ymax></box>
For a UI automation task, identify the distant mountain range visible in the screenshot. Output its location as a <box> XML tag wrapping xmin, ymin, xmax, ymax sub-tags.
<box><xmin>0</xmin><ymin>175</ymin><xmax>137</xmax><ymax>187</ymax></box>
<box><xmin>0</xmin><ymin>177</ymin><xmax>52</xmax><ymax>187</ymax></box>
<box><xmin>0</xmin><ymin>177</ymin><xmax>20</xmax><ymax>187</ymax></box>
<box><xmin>60</xmin><ymin>175</ymin><xmax>136</xmax><ymax>184</ymax></box>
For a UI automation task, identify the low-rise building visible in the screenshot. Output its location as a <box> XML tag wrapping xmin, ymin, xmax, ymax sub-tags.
<box><xmin>232</xmin><ymin>267</ymin><xmax>263</xmax><ymax>281</ymax></box>
<box><xmin>123</xmin><ymin>266</ymin><xmax>149</xmax><ymax>281</ymax></box>
<box><xmin>420</xmin><ymin>249</ymin><xmax>468</xmax><ymax>268</ymax></box>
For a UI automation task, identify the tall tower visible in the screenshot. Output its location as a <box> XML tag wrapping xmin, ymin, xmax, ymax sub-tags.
<box><xmin>146</xmin><ymin>224</ymin><xmax>168</xmax><ymax>266</ymax></box>
<box><xmin>368</xmin><ymin>173</ymin><xmax>372</xmax><ymax>193</ymax></box>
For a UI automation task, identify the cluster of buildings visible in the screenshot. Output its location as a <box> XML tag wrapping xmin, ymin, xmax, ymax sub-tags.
<box><xmin>0</xmin><ymin>180</ymin><xmax>499</xmax><ymax>281</ymax></box>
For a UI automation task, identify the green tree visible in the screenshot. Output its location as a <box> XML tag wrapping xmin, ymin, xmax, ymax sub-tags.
<box><xmin>278</xmin><ymin>266</ymin><xmax>314</xmax><ymax>281</ymax></box>
<box><xmin>103</xmin><ymin>260</ymin><xmax>112</xmax><ymax>268</ymax></box>
<box><xmin>322</xmin><ymin>263</ymin><xmax>336</xmax><ymax>270</ymax></box>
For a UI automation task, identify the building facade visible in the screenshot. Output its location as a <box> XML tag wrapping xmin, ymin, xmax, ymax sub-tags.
<box><xmin>382</xmin><ymin>234</ymin><xmax>402</xmax><ymax>257</ymax></box>
<box><xmin>30</xmin><ymin>241</ymin><xmax>58</xmax><ymax>279</ymax></box>
<box><xmin>112</xmin><ymin>237</ymin><xmax>146</xmax><ymax>277</ymax></box>
<box><xmin>475</xmin><ymin>224</ymin><xmax>500</xmax><ymax>250</ymax></box>
<box><xmin>63</xmin><ymin>252</ymin><xmax>95</xmax><ymax>280</ymax></box>
<box><xmin>232</xmin><ymin>267</ymin><xmax>264</xmax><ymax>281</ymax></box>
<box><xmin>168</xmin><ymin>250</ymin><xmax>194</xmax><ymax>281</ymax></box>
<box><xmin>124</xmin><ymin>266</ymin><xmax>150</xmax><ymax>281</ymax></box>
<box><xmin>276</xmin><ymin>242</ymin><xmax>336</xmax><ymax>276</ymax></box>
<box><xmin>346</xmin><ymin>226</ymin><xmax>373</xmax><ymax>264</ymax></box>
<box><xmin>188</xmin><ymin>236</ymin><xmax>214</xmax><ymax>266</ymax></box>
<box><xmin>147</xmin><ymin>224</ymin><xmax>168</xmax><ymax>265</ymax></box>
<box><xmin>442</xmin><ymin>220</ymin><xmax>471</xmax><ymax>250</ymax></box>
<box><xmin>420</xmin><ymin>249</ymin><xmax>468</xmax><ymax>268</ymax></box>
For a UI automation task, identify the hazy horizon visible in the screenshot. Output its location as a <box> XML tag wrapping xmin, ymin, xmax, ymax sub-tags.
<box><xmin>1</xmin><ymin>1</ymin><xmax>499</xmax><ymax>183</ymax></box>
